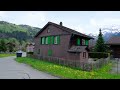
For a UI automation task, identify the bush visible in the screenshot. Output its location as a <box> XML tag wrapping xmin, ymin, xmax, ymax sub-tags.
<box><xmin>93</xmin><ymin>58</ymin><xmax>98</xmax><ymax>61</ymax></box>
<box><xmin>27</xmin><ymin>52</ymin><xmax>33</xmax><ymax>55</ymax></box>
<box><xmin>89</xmin><ymin>52</ymin><xmax>109</xmax><ymax>59</ymax></box>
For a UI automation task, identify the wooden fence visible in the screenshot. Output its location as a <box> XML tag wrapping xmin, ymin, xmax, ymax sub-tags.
<box><xmin>27</xmin><ymin>54</ymin><xmax>110</xmax><ymax>71</ymax></box>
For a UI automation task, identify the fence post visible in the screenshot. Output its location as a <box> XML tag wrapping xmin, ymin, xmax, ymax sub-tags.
<box><xmin>83</xmin><ymin>63</ymin><xmax>84</xmax><ymax>71</ymax></box>
<box><xmin>117</xmin><ymin>58</ymin><xmax>119</xmax><ymax>74</ymax></box>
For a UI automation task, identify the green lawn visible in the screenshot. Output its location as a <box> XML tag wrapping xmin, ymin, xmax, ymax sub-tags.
<box><xmin>15</xmin><ymin>57</ymin><xmax>120</xmax><ymax>79</ymax></box>
<box><xmin>0</xmin><ymin>53</ymin><xmax>15</xmax><ymax>58</ymax></box>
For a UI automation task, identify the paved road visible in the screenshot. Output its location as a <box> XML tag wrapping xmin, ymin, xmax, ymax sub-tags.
<box><xmin>0</xmin><ymin>52</ymin><xmax>59</xmax><ymax>79</ymax></box>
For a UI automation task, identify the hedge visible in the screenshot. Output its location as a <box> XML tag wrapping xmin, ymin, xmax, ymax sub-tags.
<box><xmin>89</xmin><ymin>52</ymin><xmax>109</xmax><ymax>59</ymax></box>
<box><xmin>27</xmin><ymin>52</ymin><xmax>33</xmax><ymax>55</ymax></box>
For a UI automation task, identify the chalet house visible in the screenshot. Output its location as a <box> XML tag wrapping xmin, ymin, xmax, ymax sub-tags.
<box><xmin>34</xmin><ymin>22</ymin><xmax>93</xmax><ymax>62</ymax></box>
<box><xmin>106</xmin><ymin>36</ymin><xmax>120</xmax><ymax>58</ymax></box>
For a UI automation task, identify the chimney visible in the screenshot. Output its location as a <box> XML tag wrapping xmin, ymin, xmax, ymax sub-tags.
<box><xmin>60</xmin><ymin>22</ymin><xmax>62</xmax><ymax>26</ymax></box>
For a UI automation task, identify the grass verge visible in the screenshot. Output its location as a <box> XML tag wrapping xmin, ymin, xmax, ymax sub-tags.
<box><xmin>15</xmin><ymin>57</ymin><xmax>120</xmax><ymax>79</ymax></box>
<box><xmin>0</xmin><ymin>53</ymin><xmax>15</xmax><ymax>58</ymax></box>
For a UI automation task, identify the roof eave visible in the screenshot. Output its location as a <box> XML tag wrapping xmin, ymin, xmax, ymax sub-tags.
<box><xmin>74</xmin><ymin>34</ymin><xmax>94</xmax><ymax>39</ymax></box>
<box><xmin>34</xmin><ymin>22</ymin><xmax>51</xmax><ymax>38</ymax></box>
<box><xmin>106</xmin><ymin>43</ymin><xmax>120</xmax><ymax>45</ymax></box>
<box><xmin>67</xmin><ymin>51</ymin><xmax>81</xmax><ymax>53</ymax></box>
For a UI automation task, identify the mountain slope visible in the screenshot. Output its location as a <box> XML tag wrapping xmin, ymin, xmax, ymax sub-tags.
<box><xmin>0</xmin><ymin>21</ymin><xmax>41</xmax><ymax>41</ymax></box>
<box><xmin>19</xmin><ymin>24</ymin><xmax>40</xmax><ymax>37</ymax></box>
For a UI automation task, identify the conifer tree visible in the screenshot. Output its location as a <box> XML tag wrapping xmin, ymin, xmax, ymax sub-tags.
<box><xmin>94</xmin><ymin>28</ymin><xmax>107</xmax><ymax>52</ymax></box>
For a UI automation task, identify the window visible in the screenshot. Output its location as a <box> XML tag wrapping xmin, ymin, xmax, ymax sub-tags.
<box><xmin>41</xmin><ymin>37</ymin><xmax>45</xmax><ymax>44</ymax></box>
<box><xmin>47</xmin><ymin>29</ymin><xmax>50</xmax><ymax>33</ymax></box>
<box><xmin>54</xmin><ymin>36</ymin><xmax>58</xmax><ymax>44</ymax></box>
<box><xmin>45</xmin><ymin>37</ymin><xmax>48</xmax><ymax>44</ymax></box>
<box><xmin>44</xmin><ymin>36</ymin><xmax>51</xmax><ymax>45</ymax></box>
<box><xmin>41</xmin><ymin>36</ymin><xmax>60</xmax><ymax>45</ymax></box>
<box><xmin>82</xmin><ymin>39</ymin><xmax>85</xmax><ymax>45</ymax></box>
<box><xmin>38</xmin><ymin>49</ymin><xmax>40</xmax><ymax>54</ymax></box>
<box><xmin>77</xmin><ymin>38</ymin><xmax>80</xmax><ymax>45</ymax></box>
<box><xmin>48</xmin><ymin>50</ymin><xmax>52</xmax><ymax>56</ymax></box>
<box><xmin>83</xmin><ymin>52</ymin><xmax>86</xmax><ymax>58</ymax></box>
<box><xmin>54</xmin><ymin>36</ymin><xmax>60</xmax><ymax>44</ymax></box>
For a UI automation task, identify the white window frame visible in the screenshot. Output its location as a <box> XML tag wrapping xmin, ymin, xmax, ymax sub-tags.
<box><xmin>42</xmin><ymin>37</ymin><xmax>45</xmax><ymax>44</ymax></box>
<box><xmin>82</xmin><ymin>39</ymin><xmax>85</xmax><ymax>45</ymax></box>
<box><xmin>45</xmin><ymin>37</ymin><xmax>48</xmax><ymax>44</ymax></box>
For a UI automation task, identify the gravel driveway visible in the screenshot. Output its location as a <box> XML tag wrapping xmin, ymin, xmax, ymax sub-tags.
<box><xmin>0</xmin><ymin>52</ymin><xmax>59</xmax><ymax>79</ymax></box>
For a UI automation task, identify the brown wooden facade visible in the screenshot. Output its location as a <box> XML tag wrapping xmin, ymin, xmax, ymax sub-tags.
<box><xmin>106</xmin><ymin>37</ymin><xmax>120</xmax><ymax>58</ymax></box>
<box><xmin>34</xmin><ymin>22</ymin><xmax>93</xmax><ymax>62</ymax></box>
<box><xmin>110</xmin><ymin>45</ymin><xmax>120</xmax><ymax>58</ymax></box>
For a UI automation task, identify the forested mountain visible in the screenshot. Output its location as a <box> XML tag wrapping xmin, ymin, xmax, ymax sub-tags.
<box><xmin>18</xmin><ymin>24</ymin><xmax>40</xmax><ymax>38</ymax></box>
<box><xmin>0</xmin><ymin>21</ymin><xmax>41</xmax><ymax>42</ymax></box>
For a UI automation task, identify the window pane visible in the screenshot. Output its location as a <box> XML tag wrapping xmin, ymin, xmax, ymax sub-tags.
<box><xmin>54</xmin><ymin>36</ymin><xmax>57</xmax><ymax>44</ymax></box>
<box><xmin>47</xmin><ymin>29</ymin><xmax>50</xmax><ymax>33</ymax></box>
<box><xmin>42</xmin><ymin>37</ymin><xmax>45</xmax><ymax>44</ymax></box>
<box><xmin>82</xmin><ymin>39</ymin><xmax>85</xmax><ymax>45</ymax></box>
<box><xmin>83</xmin><ymin>52</ymin><xmax>86</xmax><ymax>58</ymax></box>
<box><xmin>46</xmin><ymin>37</ymin><xmax>48</xmax><ymax>44</ymax></box>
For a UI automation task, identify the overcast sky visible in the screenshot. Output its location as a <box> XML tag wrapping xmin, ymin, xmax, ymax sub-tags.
<box><xmin>0</xmin><ymin>11</ymin><xmax>120</xmax><ymax>35</ymax></box>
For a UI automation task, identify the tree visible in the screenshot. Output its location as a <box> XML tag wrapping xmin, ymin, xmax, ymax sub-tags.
<box><xmin>94</xmin><ymin>28</ymin><xmax>107</xmax><ymax>52</ymax></box>
<box><xmin>8</xmin><ymin>38</ymin><xmax>20</xmax><ymax>52</ymax></box>
<box><xmin>0</xmin><ymin>39</ymin><xmax>7</xmax><ymax>52</ymax></box>
<box><xmin>7</xmin><ymin>42</ymin><xmax>15</xmax><ymax>52</ymax></box>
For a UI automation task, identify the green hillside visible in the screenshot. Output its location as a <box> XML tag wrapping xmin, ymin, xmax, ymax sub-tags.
<box><xmin>0</xmin><ymin>21</ymin><xmax>40</xmax><ymax>41</ymax></box>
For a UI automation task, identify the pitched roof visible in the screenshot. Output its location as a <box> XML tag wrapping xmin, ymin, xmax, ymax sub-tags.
<box><xmin>106</xmin><ymin>36</ymin><xmax>120</xmax><ymax>45</ymax></box>
<box><xmin>68</xmin><ymin>46</ymin><xmax>88</xmax><ymax>53</ymax></box>
<box><xmin>34</xmin><ymin>22</ymin><xmax>94</xmax><ymax>39</ymax></box>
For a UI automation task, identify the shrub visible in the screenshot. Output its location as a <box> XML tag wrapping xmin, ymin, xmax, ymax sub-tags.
<box><xmin>89</xmin><ymin>52</ymin><xmax>109</xmax><ymax>59</ymax></box>
<box><xmin>27</xmin><ymin>52</ymin><xmax>33</xmax><ymax>55</ymax></box>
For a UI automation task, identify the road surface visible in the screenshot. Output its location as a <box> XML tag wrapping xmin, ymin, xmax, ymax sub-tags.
<box><xmin>0</xmin><ymin>52</ymin><xmax>59</xmax><ymax>79</ymax></box>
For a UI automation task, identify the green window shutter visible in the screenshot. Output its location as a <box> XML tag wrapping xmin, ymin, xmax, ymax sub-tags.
<box><xmin>57</xmin><ymin>36</ymin><xmax>60</xmax><ymax>44</ymax></box>
<box><xmin>48</xmin><ymin>36</ymin><xmax>51</xmax><ymax>44</ymax></box>
<box><xmin>77</xmin><ymin>38</ymin><xmax>80</xmax><ymax>45</ymax></box>
<box><xmin>48</xmin><ymin>50</ymin><xmax>52</xmax><ymax>56</ymax></box>
<box><xmin>85</xmin><ymin>40</ymin><xmax>89</xmax><ymax>45</ymax></box>
<box><xmin>51</xmin><ymin>36</ymin><xmax>54</xmax><ymax>44</ymax></box>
